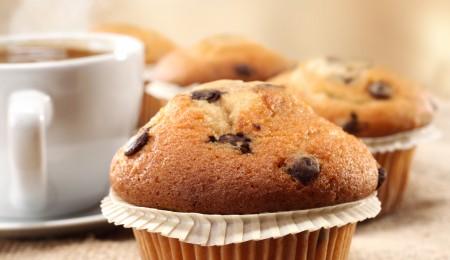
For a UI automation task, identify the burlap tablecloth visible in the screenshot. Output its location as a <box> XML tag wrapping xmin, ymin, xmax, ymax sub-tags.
<box><xmin>1</xmin><ymin>101</ymin><xmax>449</xmax><ymax>260</ymax></box>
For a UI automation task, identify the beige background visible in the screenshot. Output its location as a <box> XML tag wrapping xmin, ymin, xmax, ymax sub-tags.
<box><xmin>1</xmin><ymin>0</ymin><xmax>450</xmax><ymax>97</ymax></box>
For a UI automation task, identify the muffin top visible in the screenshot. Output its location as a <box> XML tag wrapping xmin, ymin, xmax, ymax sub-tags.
<box><xmin>110</xmin><ymin>80</ymin><xmax>381</xmax><ymax>214</ymax></box>
<box><xmin>152</xmin><ymin>34</ymin><xmax>294</xmax><ymax>86</ymax></box>
<box><xmin>91</xmin><ymin>23</ymin><xmax>175</xmax><ymax>64</ymax></box>
<box><xmin>270</xmin><ymin>57</ymin><xmax>436</xmax><ymax>137</ymax></box>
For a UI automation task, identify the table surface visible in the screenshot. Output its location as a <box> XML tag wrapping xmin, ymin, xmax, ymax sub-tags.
<box><xmin>1</xmin><ymin>101</ymin><xmax>449</xmax><ymax>260</ymax></box>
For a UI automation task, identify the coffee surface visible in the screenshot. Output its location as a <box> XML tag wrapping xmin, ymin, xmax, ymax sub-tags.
<box><xmin>0</xmin><ymin>43</ymin><xmax>106</xmax><ymax>63</ymax></box>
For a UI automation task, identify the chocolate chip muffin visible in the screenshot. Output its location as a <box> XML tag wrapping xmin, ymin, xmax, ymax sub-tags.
<box><xmin>111</xmin><ymin>80</ymin><xmax>380</xmax><ymax>214</ymax></box>
<box><xmin>152</xmin><ymin>34</ymin><xmax>294</xmax><ymax>86</ymax></box>
<box><xmin>91</xmin><ymin>23</ymin><xmax>175</xmax><ymax>64</ymax></box>
<box><xmin>270</xmin><ymin>57</ymin><xmax>437</xmax><ymax>215</ymax></box>
<box><xmin>270</xmin><ymin>57</ymin><xmax>435</xmax><ymax>138</ymax></box>
<box><xmin>102</xmin><ymin>80</ymin><xmax>385</xmax><ymax>260</ymax></box>
<box><xmin>104</xmin><ymin>80</ymin><xmax>382</xmax><ymax>260</ymax></box>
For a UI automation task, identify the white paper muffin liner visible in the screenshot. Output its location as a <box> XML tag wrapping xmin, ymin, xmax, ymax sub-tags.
<box><xmin>361</xmin><ymin>124</ymin><xmax>440</xmax><ymax>153</ymax></box>
<box><xmin>145</xmin><ymin>80</ymin><xmax>197</xmax><ymax>100</ymax></box>
<box><xmin>101</xmin><ymin>189</ymin><xmax>380</xmax><ymax>246</ymax></box>
<box><xmin>373</xmin><ymin>148</ymin><xmax>415</xmax><ymax>215</ymax></box>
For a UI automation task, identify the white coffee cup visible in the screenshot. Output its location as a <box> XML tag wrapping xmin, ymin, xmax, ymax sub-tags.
<box><xmin>0</xmin><ymin>33</ymin><xmax>144</xmax><ymax>219</ymax></box>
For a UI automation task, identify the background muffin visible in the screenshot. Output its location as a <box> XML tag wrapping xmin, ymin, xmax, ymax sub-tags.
<box><xmin>152</xmin><ymin>34</ymin><xmax>294</xmax><ymax>86</ymax></box>
<box><xmin>103</xmin><ymin>80</ymin><xmax>382</xmax><ymax>259</ymax></box>
<box><xmin>270</xmin><ymin>57</ymin><xmax>435</xmax><ymax>137</ymax></box>
<box><xmin>270</xmin><ymin>57</ymin><xmax>437</xmax><ymax>215</ymax></box>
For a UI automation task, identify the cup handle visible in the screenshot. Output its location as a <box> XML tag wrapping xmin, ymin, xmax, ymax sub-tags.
<box><xmin>7</xmin><ymin>90</ymin><xmax>53</xmax><ymax>213</ymax></box>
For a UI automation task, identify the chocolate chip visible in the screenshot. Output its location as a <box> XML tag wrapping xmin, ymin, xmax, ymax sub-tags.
<box><xmin>210</xmin><ymin>132</ymin><xmax>252</xmax><ymax>154</ymax></box>
<box><xmin>124</xmin><ymin>131</ymin><xmax>149</xmax><ymax>156</ymax></box>
<box><xmin>377</xmin><ymin>167</ymin><xmax>387</xmax><ymax>189</ymax></box>
<box><xmin>252</xmin><ymin>123</ymin><xmax>261</xmax><ymax>131</ymax></box>
<box><xmin>341</xmin><ymin>76</ymin><xmax>354</xmax><ymax>84</ymax></box>
<box><xmin>191</xmin><ymin>89</ymin><xmax>222</xmax><ymax>103</ymax></box>
<box><xmin>343</xmin><ymin>112</ymin><xmax>360</xmax><ymax>134</ymax></box>
<box><xmin>236</xmin><ymin>132</ymin><xmax>246</xmax><ymax>138</ymax></box>
<box><xmin>283</xmin><ymin>154</ymin><xmax>321</xmax><ymax>185</ymax></box>
<box><xmin>234</xmin><ymin>64</ymin><xmax>252</xmax><ymax>77</ymax></box>
<box><xmin>368</xmin><ymin>81</ymin><xmax>392</xmax><ymax>99</ymax></box>
<box><xmin>239</xmin><ymin>143</ymin><xmax>251</xmax><ymax>154</ymax></box>
<box><xmin>218</xmin><ymin>132</ymin><xmax>250</xmax><ymax>146</ymax></box>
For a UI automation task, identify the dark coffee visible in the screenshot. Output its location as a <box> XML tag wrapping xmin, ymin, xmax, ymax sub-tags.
<box><xmin>0</xmin><ymin>41</ymin><xmax>107</xmax><ymax>63</ymax></box>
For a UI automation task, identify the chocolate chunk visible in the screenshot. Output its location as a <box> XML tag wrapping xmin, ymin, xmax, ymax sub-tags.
<box><xmin>377</xmin><ymin>167</ymin><xmax>387</xmax><ymax>189</ymax></box>
<box><xmin>234</xmin><ymin>64</ymin><xmax>252</xmax><ymax>77</ymax></box>
<box><xmin>341</xmin><ymin>76</ymin><xmax>354</xmax><ymax>84</ymax></box>
<box><xmin>210</xmin><ymin>132</ymin><xmax>252</xmax><ymax>154</ymax></box>
<box><xmin>218</xmin><ymin>132</ymin><xmax>250</xmax><ymax>146</ymax></box>
<box><xmin>368</xmin><ymin>81</ymin><xmax>392</xmax><ymax>99</ymax></box>
<box><xmin>236</xmin><ymin>132</ymin><xmax>246</xmax><ymax>137</ymax></box>
<box><xmin>239</xmin><ymin>143</ymin><xmax>251</xmax><ymax>154</ymax></box>
<box><xmin>343</xmin><ymin>112</ymin><xmax>360</xmax><ymax>134</ymax></box>
<box><xmin>252</xmin><ymin>123</ymin><xmax>261</xmax><ymax>131</ymax></box>
<box><xmin>191</xmin><ymin>89</ymin><xmax>222</xmax><ymax>103</ymax></box>
<box><xmin>124</xmin><ymin>131</ymin><xmax>149</xmax><ymax>156</ymax></box>
<box><xmin>283</xmin><ymin>154</ymin><xmax>321</xmax><ymax>185</ymax></box>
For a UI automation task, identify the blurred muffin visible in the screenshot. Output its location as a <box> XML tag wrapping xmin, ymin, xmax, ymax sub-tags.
<box><xmin>91</xmin><ymin>23</ymin><xmax>176</xmax><ymax>64</ymax></box>
<box><xmin>140</xmin><ymin>34</ymin><xmax>295</xmax><ymax>126</ymax></box>
<box><xmin>152</xmin><ymin>34</ymin><xmax>294</xmax><ymax>86</ymax></box>
<box><xmin>102</xmin><ymin>80</ymin><xmax>382</xmax><ymax>260</ymax></box>
<box><xmin>270</xmin><ymin>56</ymin><xmax>436</xmax><ymax>215</ymax></box>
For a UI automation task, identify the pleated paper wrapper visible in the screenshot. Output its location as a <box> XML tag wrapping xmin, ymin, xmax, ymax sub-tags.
<box><xmin>360</xmin><ymin>124</ymin><xmax>440</xmax><ymax>215</ymax></box>
<box><xmin>361</xmin><ymin>124</ymin><xmax>440</xmax><ymax>154</ymax></box>
<box><xmin>132</xmin><ymin>224</ymin><xmax>357</xmax><ymax>260</ymax></box>
<box><xmin>101</xmin><ymin>189</ymin><xmax>380</xmax><ymax>247</ymax></box>
<box><xmin>146</xmin><ymin>80</ymin><xmax>197</xmax><ymax>101</ymax></box>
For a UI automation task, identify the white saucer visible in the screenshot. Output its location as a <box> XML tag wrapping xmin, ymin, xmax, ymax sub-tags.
<box><xmin>0</xmin><ymin>205</ymin><xmax>111</xmax><ymax>238</ymax></box>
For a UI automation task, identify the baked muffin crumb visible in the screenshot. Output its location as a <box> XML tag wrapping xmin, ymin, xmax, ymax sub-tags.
<box><xmin>111</xmin><ymin>80</ymin><xmax>379</xmax><ymax>214</ymax></box>
<box><xmin>270</xmin><ymin>57</ymin><xmax>435</xmax><ymax>137</ymax></box>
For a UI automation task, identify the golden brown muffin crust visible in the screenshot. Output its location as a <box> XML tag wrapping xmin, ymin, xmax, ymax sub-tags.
<box><xmin>270</xmin><ymin>57</ymin><xmax>435</xmax><ymax>137</ymax></box>
<box><xmin>91</xmin><ymin>24</ymin><xmax>175</xmax><ymax>64</ymax></box>
<box><xmin>110</xmin><ymin>80</ymin><xmax>379</xmax><ymax>214</ymax></box>
<box><xmin>152</xmin><ymin>35</ymin><xmax>294</xmax><ymax>86</ymax></box>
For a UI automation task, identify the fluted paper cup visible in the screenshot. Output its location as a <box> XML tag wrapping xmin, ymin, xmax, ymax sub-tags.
<box><xmin>101</xmin><ymin>189</ymin><xmax>380</xmax><ymax>260</ymax></box>
<box><xmin>361</xmin><ymin>125</ymin><xmax>440</xmax><ymax>215</ymax></box>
